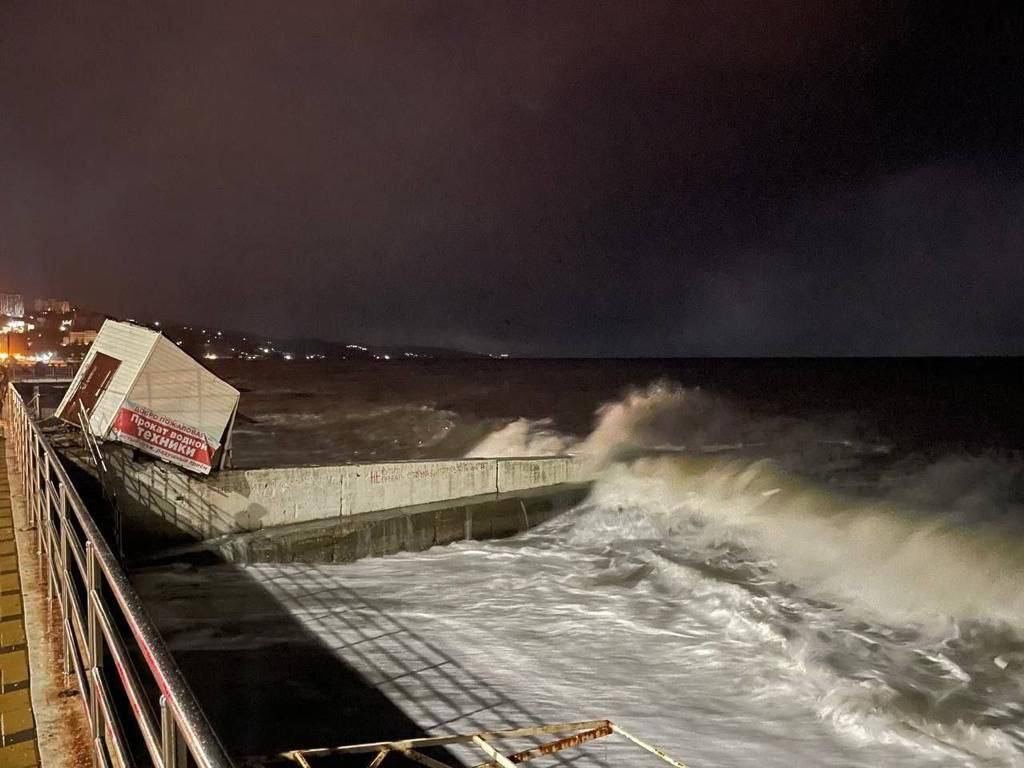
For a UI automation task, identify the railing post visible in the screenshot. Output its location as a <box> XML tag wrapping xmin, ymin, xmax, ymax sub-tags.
<box><xmin>35</xmin><ymin>434</ymin><xmax>43</xmax><ymax>533</ymax></box>
<box><xmin>28</xmin><ymin>433</ymin><xmax>38</xmax><ymax>532</ymax></box>
<box><xmin>161</xmin><ymin>696</ymin><xmax>187</xmax><ymax>768</ymax></box>
<box><xmin>42</xmin><ymin>452</ymin><xmax>52</xmax><ymax>566</ymax></box>
<box><xmin>59</xmin><ymin>483</ymin><xmax>71</xmax><ymax>680</ymax></box>
<box><xmin>47</xmin><ymin>518</ymin><xmax>54</xmax><ymax>602</ymax></box>
<box><xmin>22</xmin><ymin>430</ymin><xmax>30</xmax><ymax>519</ymax></box>
<box><xmin>36</xmin><ymin>447</ymin><xmax>45</xmax><ymax>555</ymax></box>
<box><xmin>86</xmin><ymin>542</ymin><xmax>103</xmax><ymax>668</ymax></box>
<box><xmin>23</xmin><ymin>412</ymin><xmax>31</xmax><ymax>479</ymax></box>
<box><xmin>86</xmin><ymin>541</ymin><xmax>103</xmax><ymax>742</ymax></box>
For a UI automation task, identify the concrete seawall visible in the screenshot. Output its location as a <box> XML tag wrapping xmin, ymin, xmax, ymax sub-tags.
<box><xmin>60</xmin><ymin>443</ymin><xmax>592</xmax><ymax>550</ymax></box>
<box><xmin>193</xmin><ymin>482</ymin><xmax>590</xmax><ymax>565</ymax></box>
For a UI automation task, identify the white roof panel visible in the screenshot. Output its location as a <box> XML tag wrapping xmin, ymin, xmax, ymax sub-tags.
<box><xmin>127</xmin><ymin>336</ymin><xmax>240</xmax><ymax>446</ymax></box>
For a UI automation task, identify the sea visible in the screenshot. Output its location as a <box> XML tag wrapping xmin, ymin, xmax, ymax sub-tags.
<box><xmin>134</xmin><ymin>358</ymin><xmax>1024</xmax><ymax>767</ymax></box>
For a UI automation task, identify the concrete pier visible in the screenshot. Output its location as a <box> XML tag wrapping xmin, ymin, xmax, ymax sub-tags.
<box><xmin>57</xmin><ymin>441</ymin><xmax>593</xmax><ymax>560</ymax></box>
<box><xmin>199</xmin><ymin>481</ymin><xmax>589</xmax><ymax>565</ymax></box>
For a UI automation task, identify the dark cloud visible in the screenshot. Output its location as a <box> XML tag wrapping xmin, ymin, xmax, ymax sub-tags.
<box><xmin>2</xmin><ymin>1</ymin><xmax>1022</xmax><ymax>353</ymax></box>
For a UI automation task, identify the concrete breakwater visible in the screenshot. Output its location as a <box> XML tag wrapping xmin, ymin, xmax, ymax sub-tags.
<box><xmin>199</xmin><ymin>482</ymin><xmax>590</xmax><ymax>565</ymax></box>
<box><xmin>56</xmin><ymin>440</ymin><xmax>593</xmax><ymax>559</ymax></box>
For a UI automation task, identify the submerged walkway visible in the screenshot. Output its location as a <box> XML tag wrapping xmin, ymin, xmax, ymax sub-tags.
<box><xmin>0</xmin><ymin>436</ymin><xmax>40</xmax><ymax>768</ymax></box>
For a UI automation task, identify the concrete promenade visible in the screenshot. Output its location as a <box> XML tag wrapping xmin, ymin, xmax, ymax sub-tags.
<box><xmin>0</xmin><ymin>431</ymin><xmax>90</xmax><ymax>768</ymax></box>
<box><xmin>0</xmin><ymin>435</ymin><xmax>40</xmax><ymax>767</ymax></box>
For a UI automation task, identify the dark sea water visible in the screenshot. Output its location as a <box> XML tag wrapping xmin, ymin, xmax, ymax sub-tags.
<box><xmin>211</xmin><ymin>357</ymin><xmax>1024</xmax><ymax>467</ymax></box>
<box><xmin>144</xmin><ymin>357</ymin><xmax>1024</xmax><ymax>766</ymax></box>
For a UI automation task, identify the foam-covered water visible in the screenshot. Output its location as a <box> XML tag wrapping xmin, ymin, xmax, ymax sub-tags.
<box><xmin>248</xmin><ymin>382</ymin><xmax>1024</xmax><ymax>766</ymax></box>
<box><xmin>142</xmin><ymin>376</ymin><xmax>1024</xmax><ymax>765</ymax></box>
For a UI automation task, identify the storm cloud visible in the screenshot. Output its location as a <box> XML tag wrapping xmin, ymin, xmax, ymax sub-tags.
<box><xmin>2</xmin><ymin>1</ymin><xmax>1022</xmax><ymax>354</ymax></box>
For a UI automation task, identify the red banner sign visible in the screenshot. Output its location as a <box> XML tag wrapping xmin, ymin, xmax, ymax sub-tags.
<box><xmin>111</xmin><ymin>402</ymin><xmax>216</xmax><ymax>474</ymax></box>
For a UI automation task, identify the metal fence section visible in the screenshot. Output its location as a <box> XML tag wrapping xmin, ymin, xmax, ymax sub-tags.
<box><xmin>278</xmin><ymin>719</ymin><xmax>690</xmax><ymax>768</ymax></box>
<box><xmin>3</xmin><ymin>382</ymin><xmax>234</xmax><ymax>768</ymax></box>
<box><xmin>3</xmin><ymin>361</ymin><xmax>77</xmax><ymax>383</ymax></box>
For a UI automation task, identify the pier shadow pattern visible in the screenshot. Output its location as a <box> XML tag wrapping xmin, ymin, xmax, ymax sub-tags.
<box><xmin>132</xmin><ymin>555</ymin><xmax>612</xmax><ymax>768</ymax></box>
<box><xmin>46</xmin><ymin>441</ymin><xmax>458</xmax><ymax>766</ymax></box>
<box><xmin>132</xmin><ymin>554</ymin><xmax>469</xmax><ymax>767</ymax></box>
<box><xmin>247</xmin><ymin>564</ymin><xmax>612</xmax><ymax>768</ymax></box>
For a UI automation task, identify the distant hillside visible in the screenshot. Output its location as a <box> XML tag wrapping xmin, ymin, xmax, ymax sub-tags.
<box><xmin>135</xmin><ymin>321</ymin><xmax>490</xmax><ymax>361</ymax></box>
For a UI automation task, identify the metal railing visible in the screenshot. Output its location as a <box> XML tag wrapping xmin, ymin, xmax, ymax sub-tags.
<box><xmin>279</xmin><ymin>719</ymin><xmax>690</xmax><ymax>768</ymax></box>
<box><xmin>3</xmin><ymin>383</ymin><xmax>233</xmax><ymax>768</ymax></box>
<box><xmin>3</xmin><ymin>360</ymin><xmax>77</xmax><ymax>382</ymax></box>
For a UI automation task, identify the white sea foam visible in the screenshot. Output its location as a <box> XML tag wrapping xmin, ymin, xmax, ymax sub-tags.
<box><xmin>443</xmin><ymin>382</ymin><xmax>1024</xmax><ymax>764</ymax></box>
<box><xmin>586</xmin><ymin>455</ymin><xmax>1024</xmax><ymax>627</ymax></box>
<box><xmin>141</xmin><ymin>382</ymin><xmax>1024</xmax><ymax>767</ymax></box>
<box><xmin>465</xmin><ymin>417</ymin><xmax>576</xmax><ymax>457</ymax></box>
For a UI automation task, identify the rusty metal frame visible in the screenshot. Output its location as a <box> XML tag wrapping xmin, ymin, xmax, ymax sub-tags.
<box><xmin>279</xmin><ymin>719</ymin><xmax>690</xmax><ymax>768</ymax></box>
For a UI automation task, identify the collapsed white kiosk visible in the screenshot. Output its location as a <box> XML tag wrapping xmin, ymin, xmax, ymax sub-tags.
<box><xmin>55</xmin><ymin>320</ymin><xmax>240</xmax><ymax>474</ymax></box>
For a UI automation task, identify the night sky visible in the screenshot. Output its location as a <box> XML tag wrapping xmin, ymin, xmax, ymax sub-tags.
<box><xmin>2</xmin><ymin>2</ymin><xmax>1023</xmax><ymax>355</ymax></box>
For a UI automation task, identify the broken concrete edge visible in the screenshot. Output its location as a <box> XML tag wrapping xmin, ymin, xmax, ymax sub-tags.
<box><xmin>3</xmin><ymin>431</ymin><xmax>92</xmax><ymax>768</ymax></box>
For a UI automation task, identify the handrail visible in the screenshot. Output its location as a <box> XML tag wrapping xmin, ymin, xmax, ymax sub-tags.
<box><xmin>279</xmin><ymin>719</ymin><xmax>690</xmax><ymax>768</ymax></box>
<box><xmin>3</xmin><ymin>382</ymin><xmax>233</xmax><ymax>768</ymax></box>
